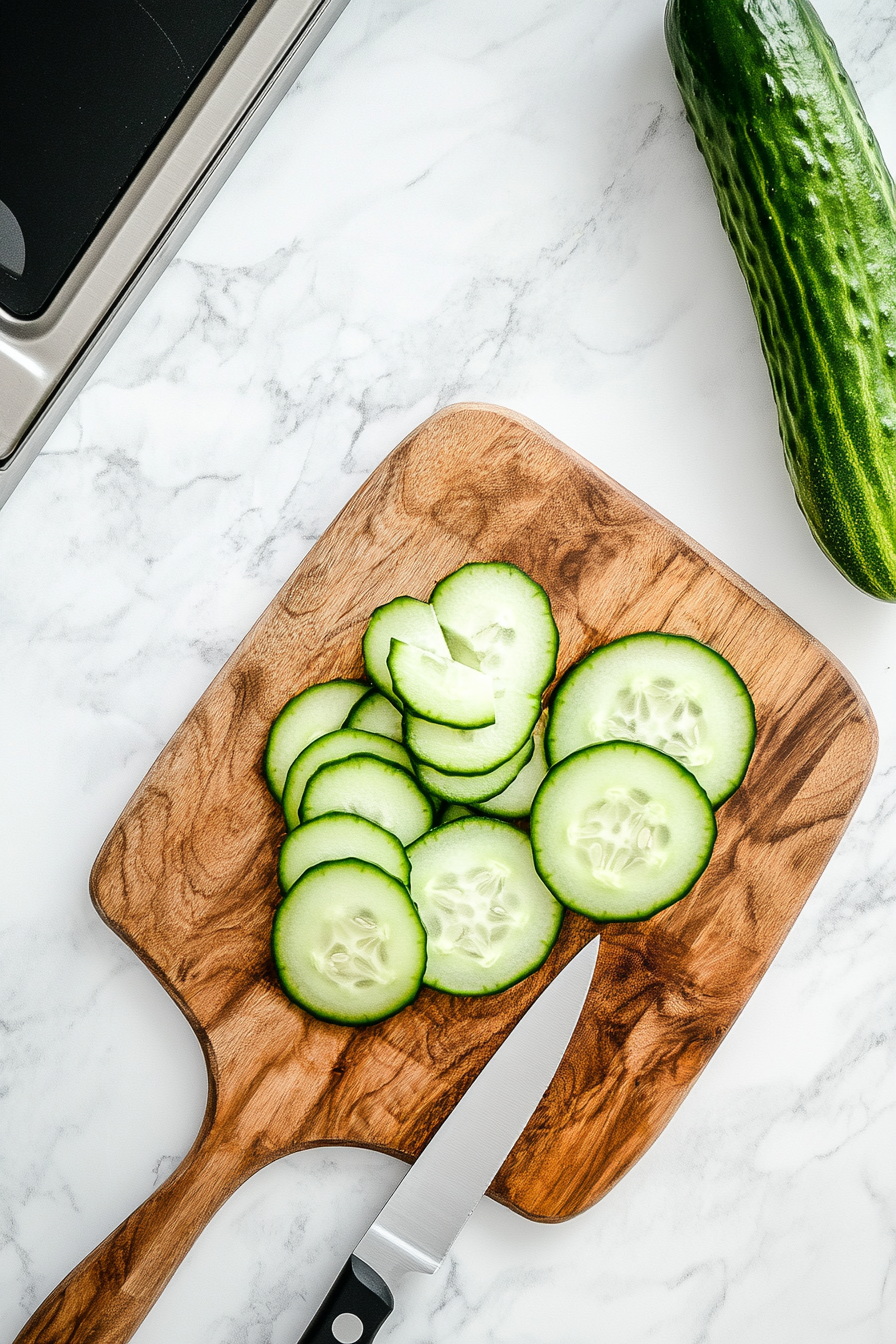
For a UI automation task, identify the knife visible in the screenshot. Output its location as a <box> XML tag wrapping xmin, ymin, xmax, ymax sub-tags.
<box><xmin>296</xmin><ymin>935</ymin><xmax>600</xmax><ymax>1344</ymax></box>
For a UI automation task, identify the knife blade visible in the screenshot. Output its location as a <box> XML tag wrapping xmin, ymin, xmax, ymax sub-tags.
<box><xmin>296</xmin><ymin>935</ymin><xmax>600</xmax><ymax>1344</ymax></box>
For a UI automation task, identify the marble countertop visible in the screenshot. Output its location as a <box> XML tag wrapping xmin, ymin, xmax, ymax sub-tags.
<box><xmin>3</xmin><ymin>0</ymin><xmax>896</xmax><ymax>1340</ymax></box>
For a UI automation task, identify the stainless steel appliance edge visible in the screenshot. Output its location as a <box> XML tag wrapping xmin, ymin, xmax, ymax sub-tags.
<box><xmin>0</xmin><ymin>0</ymin><xmax>352</xmax><ymax>507</ymax></box>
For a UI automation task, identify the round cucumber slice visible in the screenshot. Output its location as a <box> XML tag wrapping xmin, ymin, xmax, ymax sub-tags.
<box><xmin>278</xmin><ymin>813</ymin><xmax>410</xmax><ymax>892</ymax></box>
<box><xmin>405</xmin><ymin>686</ymin><xmax>541</xmax><ymax>776</ymax></box>
<box><xmin>531</xmin><ymin>742</ymin><xmax>716</xmax><ymax>922</ymax></box>
<box><xmin>388</xmin><ymin>639</ymin><xmax>496</xmax><ymax>728</ymax></box>
<box><xmin>415</xmin><ymin>735</ymin><xmax>534</xmax><ymax>804</ymax></box>
<box><xmin>344</xmin><ymin>690</ymin><xmax>404</xmax><ymax>741</ymax></box>
<box><xmin>301</xmin><ymin>755</ymin><xmax>433</xmax><ymax>845</ymax></box>
<box><xmin>363</xmin><ymin>597</ymin><xmax>451</xmax><ymax>705</ymax></box>
<box><xmin>439</xmin><ymin>803</ymin><xmax>475</xmax><ymax>823</ymax></box>
<box><xmin>283</xmin><ymin>729</ymin><xmax>413</xmax><ymax>830</ymax></box>
<box><xmin>478</xmin><ymin>714</ymin><xmax>548</xmax><ymax>819</ymax></box>
<box><xmin>429</xmin><ymin>563</ymin><xmax>558</xmax><ymax>695</ymax></box>
<box><xmin>546</xmin><ymin>632</ymin><xmax>755</xmax><ymax>808</ymax></box>
<box><xmin>264</xmin><ymin>680</ymin><xmax>368</xmax><ymax>801</ymax></box>
<box><xmin>408</xmin><ymin>818</ymin><xmax>562</xmax><ymax>995</ymax></box>
<box><xmin>272</xmin><ymin>859</ymin><xmax>426</xmax><ymax>1024</ymax></box>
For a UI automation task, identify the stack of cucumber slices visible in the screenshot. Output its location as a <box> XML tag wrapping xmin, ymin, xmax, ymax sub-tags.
<box><xmin>265</xmin><ymin>563</ymin><xmax>756</xmax><ymax>1026</ymax></box>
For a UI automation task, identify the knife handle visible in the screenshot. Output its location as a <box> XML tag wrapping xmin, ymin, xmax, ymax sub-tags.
<box><xmin>298</xmin><ymin>1255</ymin><xmax>394</xmax><ymax>1344</ymax></box>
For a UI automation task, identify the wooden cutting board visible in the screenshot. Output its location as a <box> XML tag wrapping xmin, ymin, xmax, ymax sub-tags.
<box><xmin>17</xmin><ymin>403</ymin><xmax>876</xmax><ymax>1344</ymax></box>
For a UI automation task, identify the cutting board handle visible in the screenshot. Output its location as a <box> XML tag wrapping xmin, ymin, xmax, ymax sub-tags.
<box><xmin>12</xmin><ymin>1114</ymin><xmax>251</xmax><ymax>1344</ymax></box>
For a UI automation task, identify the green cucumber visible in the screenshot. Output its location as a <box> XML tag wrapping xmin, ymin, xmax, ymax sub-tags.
<box><xmin>414</xmin><ymin>734</ymin><xmax>534</xmax><ymax>804</ymax></box>
<box><xmin>387</xmin><ymin>639</ymin><xmax>496</xmax><ymax>728</ymax></box>
<box><xmin>264</xmin><ymin>680</ymin><xmax>368</xmax><ymax>800</ymax></box>
<box><xmin>363</xmin><ymin>597</ymin><xmax>450</xmax><ymax>703</ymax></box>
<box><xmin>344</xmin><ymin>690</ymin><xmax>404</xmax><ymax>741</ymax></box>
<box><xmin>546</xmin><ymin>633</ymin><xmax>755</xmax><ymax>808</ymax></box>
<box><xmin>404</xmin><ymin>686</ymin><xmax>541</xmax><ymax>776</ymax></box>
<box><xmin>531</xmin><ymin>742</ymin><xmax>716</xmax><ymax>921</ymax></box>
<box><xmin>430</xmin><ymin>563</ymin><xmax>559</xmax><ymax>692</ymax></box>
<box><xmin>407</xmin><ymin>818</ymin><xmax>562</xmax><ymax>995</ymax></box>
<box><xmin>478</xmin><ymin>714</ymin><xmax>548</xmax><ymax>819</ymax></box>
<box><xmin>282</xmin><ymin>729</ymin><xmax>413</xmax><ymax>830</ymax></box>
<box><xmin>278</xmin><ymin>813</ymin><xmax>410</xmax><ymax>891</ymax></box>
<box><xmin>666</xmin><ymin>0</ymin><xmax>896</xmax><ymax>601</ymax></box>
<box><xmin>439</xmin><ymin>803</ymin><xmax>475</xmax><ymax>823</ymax></box>
<box><xmin>272</xmin><ymin>859</ymin><xmax>426</xmax><ymax>1024</ymax></box>
<box><xmin>300</xmin><ymin>754</ymin><xmax>433</xmax><ymax>845</ymax></box>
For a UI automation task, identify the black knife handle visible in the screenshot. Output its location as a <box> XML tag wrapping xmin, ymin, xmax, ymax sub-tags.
<box><xmin>297</xmin><ymin>1255</ymin><xmax>394</xmax><ymax>1344</ymax></box>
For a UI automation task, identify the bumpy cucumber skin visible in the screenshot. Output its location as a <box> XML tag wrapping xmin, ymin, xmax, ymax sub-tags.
<box><xmin>666</xmin><ymin>0</ymin><xmax>896</xmax><ymax>601</ymax></box>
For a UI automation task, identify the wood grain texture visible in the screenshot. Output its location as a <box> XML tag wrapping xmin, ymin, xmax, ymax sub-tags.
<box><xmin>16</xmin><ymin>403</ymin><xmax>877</xmax><ymax>1344</ymax></box>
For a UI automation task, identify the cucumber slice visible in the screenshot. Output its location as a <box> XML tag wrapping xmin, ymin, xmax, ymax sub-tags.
<box><xmin>405</xmin><ymin>686</ymin><xmax>541</xmax><ymax>776</ymax></box>
<box><xmin>272</xmin><ymin>859</ymin><xmax>426</xmax><ymax>1024</ymax></box>
<box><xmin>407</xmin><ymin>818</ymin><xmax>562</xmax><ymax>995</ymax></box>
<box><xmin>344</xmin><ymin>690</ymin><xmax>404</xmax><ymax>742</ymax></box>
<box><xmin>363</xmin><ymin>597</ymin><xmax>451</xmax><ymax>704</ymax></box>
<box><xmin>282</xmin><ymin>729</ymin><xmax>413</xmax><ymax>830</ymax></box>
<box><xmin>439</xmin><ymin>804</ymin><xmax>475</xmax><ymax>823</ymax></box>
<box><xmin>301</xmin><ymin>754</ymin><xmax>433</xmax><ymax>845</ymax></box>
<box><xmin>387</xmin><ymin>640</ymin><xmax>496</xmax><ymax>728</ymax></box>
<box><xmin>415</xmin><ymin>735</ymin><xmax>534</xmax><ymax>804</ymax></box>
<box><xmin>430</xmin><ymin>563</ymin><xmax>558</xmax><ymax>695</ymax></box>
<box><xmin>264</xmin><ymin>680</ymin><xmax>368</xmax><ymax>800</ymax></box>
<box><xmin>546</xmin><ymin>632</ymin><xmax>755</xmax><ymax>808</ymax></box>
<box><xmin>278</xmin><ymin>813</ymin><xmax>410</xmax><ymax>892</ymax></box>
<box><xmin>478</xmin><ymin>714</ymin><xmax>548</xmax><ymax>819</ymax></box>
<box><xmin>531</xmin><ymin>742</ymin><xmax>716</xmax><ymax>922</ymax></box>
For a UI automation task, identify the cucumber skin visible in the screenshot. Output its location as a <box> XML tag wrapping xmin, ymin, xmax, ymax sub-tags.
<box><xmin>666</xmin><ymin>0</ymin><xmax>896</xmax><ymax>601</ymax></box>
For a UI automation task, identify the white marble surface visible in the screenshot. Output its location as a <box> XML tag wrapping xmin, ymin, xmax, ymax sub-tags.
<box><xmin>2</xmin><ymin>0</ymin><xmax>896</xmax><ymax>1339</ymax></box>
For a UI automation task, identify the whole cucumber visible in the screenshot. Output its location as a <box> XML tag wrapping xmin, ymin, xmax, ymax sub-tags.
<box><xmin>666</xmin><ymin>0</ymin><xmax>896</xmax><ymax>601</ymax></box>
